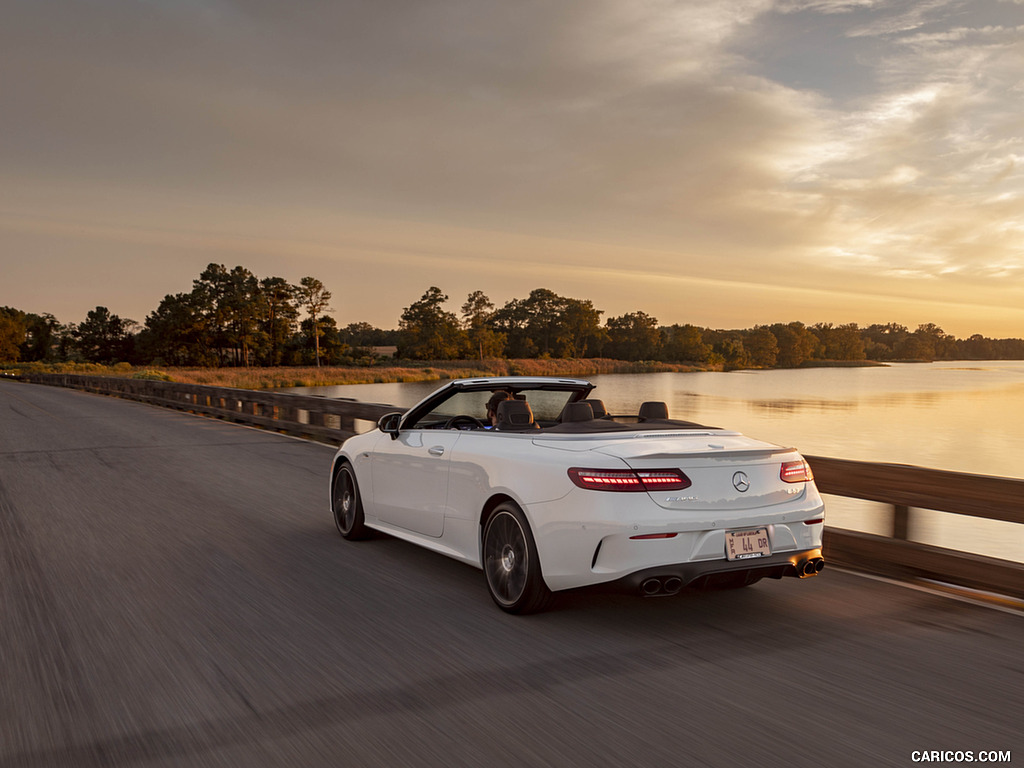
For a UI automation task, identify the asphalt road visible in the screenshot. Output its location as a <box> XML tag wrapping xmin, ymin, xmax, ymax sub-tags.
<box><xmin>1</xmin><ymin>381</ymin><xmax>1021</xmax><ymax>768</ymax></box>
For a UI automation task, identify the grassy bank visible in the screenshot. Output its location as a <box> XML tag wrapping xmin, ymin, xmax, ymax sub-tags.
<box><xmin>3</xmin><ymin>359</ymin><xmax>712</xmax><ymax>390</ymax></box>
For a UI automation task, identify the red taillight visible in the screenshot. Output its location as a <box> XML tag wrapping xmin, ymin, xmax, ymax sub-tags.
<box><xmin>568</xmin><ymin>468</ymin><xmax>644</xmax><ymax>491</ymax></box>
<box><xmin>636</xmin><ymin>470</ymin><xmax>692</xmax><ymax>489</ymax></box>
<box><xmin>780</xmin><ymin>459</ymin><xmax>813</xmax><ymax>483</ymax></box>
<box><xmin>630</xmin><ymin>532</ymin><xmax>678</xmax><ymax>540</ymax></box>
<box><xmin>568</xmin><ymin>467</ymin><xmax>691</xmax><ymax>492</ymax></box>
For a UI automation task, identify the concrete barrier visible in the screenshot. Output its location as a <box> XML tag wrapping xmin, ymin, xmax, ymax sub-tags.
<box><xmin>16</xmin><ymin>373</ymin><xmax>1024</xmax><ymax>600</ymax></box>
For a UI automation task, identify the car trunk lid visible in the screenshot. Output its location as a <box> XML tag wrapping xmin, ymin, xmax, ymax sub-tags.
<box><xmin>591</xmin><ymin>433</ymin><xmax>805</xmax><ymax>511</ymax></box>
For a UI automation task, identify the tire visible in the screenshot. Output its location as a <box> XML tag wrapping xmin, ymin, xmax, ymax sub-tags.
<box><xmin>482</xmin><ymin>503</ymin><xmax>552</xmax><ymax>614</ymax></box>
<box><xmin>332</xmin><ymin>464</ymin><xmax>368</xmax><ymax>540</ymax></box>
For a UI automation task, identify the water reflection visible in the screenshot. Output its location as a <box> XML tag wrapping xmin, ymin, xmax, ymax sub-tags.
<box><xmin>748</xmin><ymin>399</ymin><xmax>857</xmax><ymax>414</ymax></box>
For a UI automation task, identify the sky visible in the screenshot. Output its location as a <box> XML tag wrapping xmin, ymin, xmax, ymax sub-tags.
<box><xmin>2</xmin><ymin>0</ymin><xmax>1023</xmax><ymax>337</ymax></box>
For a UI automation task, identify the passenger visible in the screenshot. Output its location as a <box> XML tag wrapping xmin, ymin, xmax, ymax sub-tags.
<box><xmin>485</xmin><ymin>391</ymin><xmax>512</xmax><ymax>427</ymax></box>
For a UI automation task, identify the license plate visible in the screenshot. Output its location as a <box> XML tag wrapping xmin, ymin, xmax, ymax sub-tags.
<box><xmin>725</xmin><ymin>528</ymin><xmax>771</xmax><ymax>560</ymax></box>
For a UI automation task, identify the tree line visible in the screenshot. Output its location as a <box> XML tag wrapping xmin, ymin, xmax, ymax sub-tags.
<box><xmin>1</xmin><ymin>264</ymin><xmax>361</xmax><ymax>367</ymax></box>
<box><xmin>394</xmin><ymin>286</ymin><xmax>1024</xmax><ymax>366</ymax></box>
<box><xmin>3</xmin><ymin>266</ymin><xmax>1023</xmax><ymax>367</ymax></box>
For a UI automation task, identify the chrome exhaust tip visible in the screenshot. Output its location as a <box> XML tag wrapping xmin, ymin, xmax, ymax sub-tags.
<box><xmin>795</xmin><ymin>558</ymin><xmax>825</xmax><ymax>577</ymax></box>
<box><xmin>663</xmin><ymin>577</ymin><xmax>683</xmax><ymax>594</ymax></box>
<box><xmin>796</xmin><ymin>560</ymin><xmax>819</xmax><ymax>578</ymax></box>
<box><xmin>641</xmin><ymin>578</ymin><xmax>662</xmax><ymax>595</ymax></box>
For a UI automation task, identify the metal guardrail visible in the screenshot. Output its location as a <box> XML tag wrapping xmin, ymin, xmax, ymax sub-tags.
<box><xmin>13</xmin><ymin>373</ymin><xmax>1024</xmax><ymax>600</ymax></box>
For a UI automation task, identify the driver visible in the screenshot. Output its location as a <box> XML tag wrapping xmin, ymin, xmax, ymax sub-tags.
<box><xmin>485</xmin><ymin>391</ymin><xmax>512</xmax><ymax>427</ymax></box>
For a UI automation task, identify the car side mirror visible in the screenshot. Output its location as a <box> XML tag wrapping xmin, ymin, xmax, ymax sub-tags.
<box><xmin>378</xmin><ymin>412</ymin><xmax>402</xmax><ymax>439</ymax></box>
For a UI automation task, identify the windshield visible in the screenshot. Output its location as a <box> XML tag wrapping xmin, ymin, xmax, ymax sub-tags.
<box><xmin>406</xmin><ymin>387</ymin><xmax>579</xmax><ymax>429</ymax></box>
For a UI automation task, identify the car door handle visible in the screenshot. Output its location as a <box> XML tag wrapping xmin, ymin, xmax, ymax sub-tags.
<box><xmin>428</xmin><ymin>446</ymin><xmax>445</xmax><ymax>456</ymax></box>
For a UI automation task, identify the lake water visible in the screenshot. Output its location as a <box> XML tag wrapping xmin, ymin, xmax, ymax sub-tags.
<box><xmin>281</xmin><ymin>361</ymin><xmax>1024</xmax><ymax>563</ymax></box>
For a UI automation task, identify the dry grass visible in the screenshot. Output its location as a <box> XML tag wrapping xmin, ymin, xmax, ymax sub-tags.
<box><xmin>4</xmin><ymin>359</ymin><xmax>709</xmax><ymax>390</ymax></box>
<box><xmin>164</xmin><ymin>358</ymin><xmax>705</xmax><ymax>388</ymax></box>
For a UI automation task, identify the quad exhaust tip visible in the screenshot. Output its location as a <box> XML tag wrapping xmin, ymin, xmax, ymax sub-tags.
<box><xmin>640</xmin><ymin>557</ymin><xmax>824</xmax><ymax>594</ymax></box>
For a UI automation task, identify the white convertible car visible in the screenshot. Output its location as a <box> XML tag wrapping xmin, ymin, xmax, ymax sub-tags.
<box><xmin>330</xmin><ymin>377</ymin><xmax>825</xmax><ymax>613</ymax></box>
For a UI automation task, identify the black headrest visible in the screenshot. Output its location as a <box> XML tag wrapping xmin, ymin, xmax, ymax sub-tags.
<box><xmin>638</xmin><ymin>401</ymin><xmax>669</xmax><ymax>420</ymax></box>
<box><xmin>583</xmin><ymin>399</ymin><xmax>607</xmax><ymax>418</ymax></box>
<box><xmin>560</xmin><ymin>402</ymin><xmax>594</xmax><ymax>422</ymax></box>
<box><xmin>496</xmin><ymin>399</ymin><xmax>538</xmax><ymax>430</ymax></box>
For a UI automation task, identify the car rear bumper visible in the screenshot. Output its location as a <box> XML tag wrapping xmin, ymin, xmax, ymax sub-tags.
<box><xmin>595</xmin><ymin>547</ymin><xmax>825</xmax><ymax>596</ymax></box>
<box><xmin>531</xmin><ymin>490</ymin><xmax>826</xmax><ymax>591</ymax></box>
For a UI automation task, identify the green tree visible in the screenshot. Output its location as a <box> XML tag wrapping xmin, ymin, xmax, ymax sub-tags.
<box><xmin>191</xmin><ymin>263</ymin><xmax>234</xmax><ymax>363</ymax></box>
<box><xmin>259</xmin><ymin>277</ymin><xmax>298</xmax><ymax>366</ymax></box>
<box><xmin>0</xmin><ymin>307</ymin><xmax>27</xmax><ymax>363</ymax></box>
<box><xmin>461</xmin><ymin>290</ymin><xmax>505</xmax><ymax>361</ymax></box>
<box><xmin>770</xmin><ymin>322</ymin><xmax>820</xmax><ymax>367</ymax></box>
<box><xmin>397</xmin><ymin>287</ymin><xmax>467</xmax><ymax>360</ymax></box>
<box><xmin>54</xmin><ymin>321</ymin><xmax>78</xmax><ymax>361</ymax></box>
<box><xmin>491</xmin><ymin>298</ymin><xmax>535</xmax><ymax>358</ymax></box>
<box><xmin>292</xmin><ymin>315</ymin><xmax>348</xmax><ymax>365</ymax></box>
<box><xmin>813</xmin><ymin>323</ymin><xmax>866</xmax><ymax>361</ymax></box>
<box><xmin>188</xmin><ymin>264</ymin><xmax>264</xmax><ymax>366</ymax></box>
<box><xmin>521</xmin><ymin>288</ymin><xmax>563</xmax><ymax>357</ymax></box>
<box><xmin>894</xmin><ymin>334</ymin><xmax>933</xmax><ymax>361</ymax></box>
<box><xmin>861</xmin><ymin>323</ymin><xmax>909</xmax><ymax>360</ymax></box>
<box><xmin>960</xmin><ymin>334</ymin><xmax>994</xmax><ymax>359</ymax></box>
<box><xmin>554</xmin><ymin>298</ymin><xmax>605</xmax><ymax>358</ymax></box>
<box><xmin>226</xmin><ymin>266</ymin><xmax>264</xmax><ymax>367</ymax></box>
<box><xmin>491</xmin><ymin>289</ymin><xmax>603</xmax><ymax>359</ymax></box>
<box><xmin>75</xmin><ymin>306</ymin><xmax>135</xmax><ymax>363</ymax></box>
<box><xmin>604</xmin><ymin>311</ymin><xmax>661</xmax><ymax>361</ymax></box>
<box><xmin>296</xmin><ymin>276</ymin><xmax>333</xmax><ymax>368</ymax></box>
<box><xmin>24</xmin><ymin>313</ymin><xmax>65</xmax><ymax>362</ymax></box>
<box><xmin>339</xmin><ymin>322</ymin><xmax>398</xmax><ymax>351</ymax></box>
<box><xmin>744</xmin><ymin>326</ymin><xmax>779</xmax><ymax>368</ymax></box>
<box><xmin>911</xmin><ymin>323</ymin><xmax>957</xmax><ymax>360</ymax></box>
<box><xmin>141</xmin><ymin>292</ymin><xmax>215</xmax><ymax>366</ymax></box>
<box><xmin>990</xmin><ymin>338</ymin><xmax>1024</xmax><ymax>358</ymax></box>
<box><xmin>891</xmin><ymin>323</ymin><xmax>952</xmax><ymax>362</ymax></box>
<box><xmin>661</xmin><ymin>324</ymin><xmax>711</xmax><ymax>363</ymax></box>
<box><xmin>707</xmin><ymin>331</ymin><xmax>749</xmax><ymax>369</ymax></box>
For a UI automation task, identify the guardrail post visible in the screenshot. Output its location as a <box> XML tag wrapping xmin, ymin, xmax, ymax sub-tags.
<box><xmin>892</xmin><ymin>504</ymin><xmax>910</xmax><ymax>540</ymax></box>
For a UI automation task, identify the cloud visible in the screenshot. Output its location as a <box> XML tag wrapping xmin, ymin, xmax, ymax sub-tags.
<box><xmin>744</xmin><ymin>0</ymin><xmax>1024</xmax><ymax>292</ymax></box>
<box><xmin>1</xmin><ymin>0</ymin><xmax>1022</xmax><ymax>336</ymax></box>
<box><xmin>845</xmin><ymin>0</ymin><xmax>956</xmax><ymax>37</ymax></box>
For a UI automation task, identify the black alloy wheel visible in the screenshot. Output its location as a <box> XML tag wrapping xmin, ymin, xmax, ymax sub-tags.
<box><xmin>482</xmin><ymin>503</ymin><xmax>551</xmax><ymax>614</ymax></box>
<box><xmin>333</xmin><ymin>464</ymin><xmax>368</xmax><ymax>540</ymax></box>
